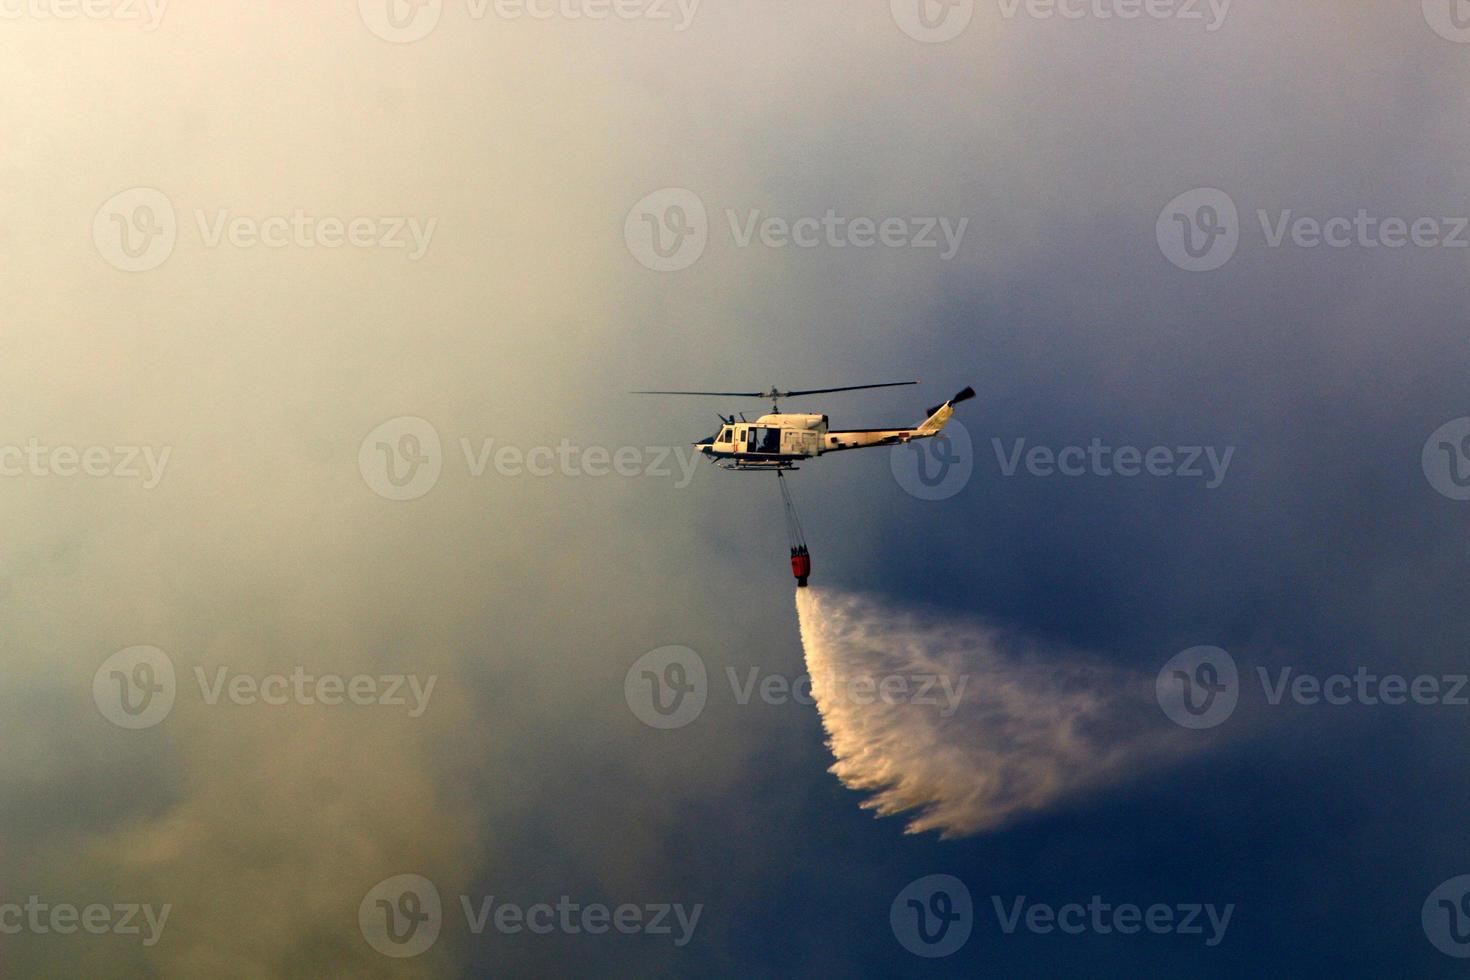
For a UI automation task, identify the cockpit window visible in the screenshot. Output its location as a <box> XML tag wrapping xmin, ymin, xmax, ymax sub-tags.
<box><xmin>718</xmin><ymin>426</ymin><xmax>732</xmax><ymax>443</ymax></box>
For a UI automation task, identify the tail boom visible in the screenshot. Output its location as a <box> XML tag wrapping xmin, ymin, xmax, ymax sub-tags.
<box><xmin>822</xmin><ymin>386</ymin><xmax>975</xmax><ymax>453</ymax></box>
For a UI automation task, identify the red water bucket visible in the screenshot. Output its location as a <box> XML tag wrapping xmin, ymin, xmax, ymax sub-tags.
<box><xmin>790</xmin><ymin>547</ymin><xmax>811</xmax><ymax>587</ymax></box>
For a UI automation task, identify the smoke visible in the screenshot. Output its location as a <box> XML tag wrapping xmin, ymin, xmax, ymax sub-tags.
<box><xmin>796</xmin><ymin>587</ymin><xmax>1212</xmax><ymax>838</ymax></box>
<box><xmin>0</xmin><ymin>481</ymin><xmax>491</xmax><ymax>978</ymax></box>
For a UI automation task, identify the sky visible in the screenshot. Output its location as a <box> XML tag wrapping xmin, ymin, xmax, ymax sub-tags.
<box><xmin>2</xmin><ymin>0</ymin><xmax>1470</xmax><ymax>976</ymax></box>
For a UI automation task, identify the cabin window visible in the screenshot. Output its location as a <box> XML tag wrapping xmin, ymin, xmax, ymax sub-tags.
<box><xmin>752</xmin><ymin>427</ymin><xmax>781</xmax><ymax>454</ymax></box>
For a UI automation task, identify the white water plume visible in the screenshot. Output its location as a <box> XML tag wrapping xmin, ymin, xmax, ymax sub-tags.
<box><xmin>796</xmin><ymin>587</ymin><xmax>1215</xmax><ymax>838</ymax></box>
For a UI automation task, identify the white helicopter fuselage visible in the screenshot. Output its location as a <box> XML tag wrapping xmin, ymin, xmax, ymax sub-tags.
<box><xmin>695</xmin><ymin>391</ymin><xmax>969</xmax><ymax>469</ymax></box>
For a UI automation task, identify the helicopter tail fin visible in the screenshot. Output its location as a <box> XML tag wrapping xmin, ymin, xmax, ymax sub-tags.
<box><xmin>915</xmin><ymin>386</ymin><xmax>975</xmax><ymax>437</ymax></box>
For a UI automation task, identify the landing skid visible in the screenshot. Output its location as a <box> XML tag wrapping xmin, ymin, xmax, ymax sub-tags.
<box><xmin>719</xmin><ymin>460</ymin><xmax>799</xmax><ymax>471</ymax></box>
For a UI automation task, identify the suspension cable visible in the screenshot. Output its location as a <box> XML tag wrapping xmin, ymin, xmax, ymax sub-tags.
<box><xmin>776</xmin><ymin>468</ymin><xmax>805</xmax><ymax>550</ymax></box>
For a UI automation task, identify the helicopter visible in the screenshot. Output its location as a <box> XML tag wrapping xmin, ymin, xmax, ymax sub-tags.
<box><xmin>633</xmin><ymin>381</ymin><xmax>975</xmax><ymax>588</ymax></box>
<box><xmin>632</xmin><ymin>381</ymin><xmax>975</xmax><ymax>471</ymax></box>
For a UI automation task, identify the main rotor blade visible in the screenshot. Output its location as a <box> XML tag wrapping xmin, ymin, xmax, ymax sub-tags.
<box><xmin>630</xmin><ymin>390</ymin><xmax>765</xmax><ymax>397</ymax></box>
<box><xmin>631</xmin><ymin>381</ymin><xmax>919</xmax><ymax>400</ymax></box>
<box><xmin>778</xmin><ymin>381</ymin><xmax>918</xmax><ymax>397</ymax></box>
